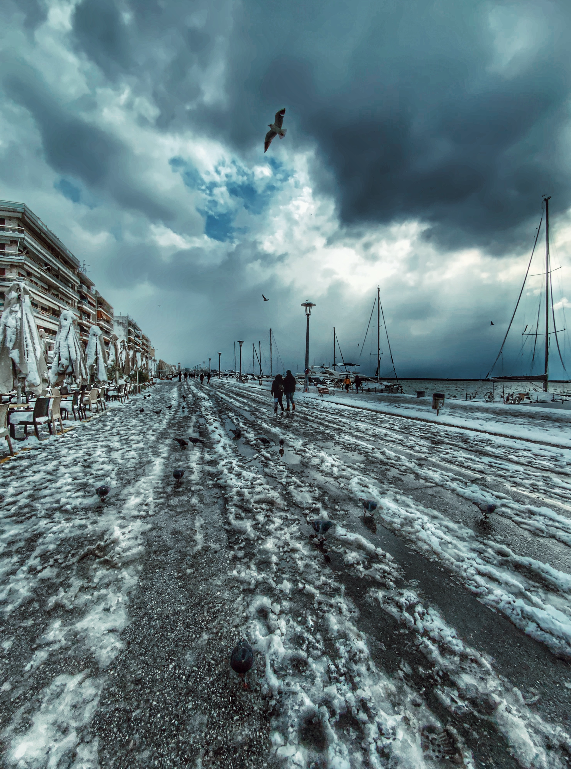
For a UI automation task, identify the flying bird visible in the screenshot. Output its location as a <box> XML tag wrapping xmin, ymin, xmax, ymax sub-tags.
<box><xmin>490</xmin><ymin>321</ymin><xmax>494</xmax><ymax>326</ymax></box>
<box><xmin>174</xmin><ymin>438</ymin><xmax>188</xmax><ymax>450</ymax></box>
<box><xmin>188</xmin><ymin>437</ymin><xmax>205</xmax><ymax>444</ymax></box>
<box><xmin>262</xmin><ymin>295</ymin><xmax>269</xmax><ymax>302</ymax></box>
<box><xmin>96</xmin><ymin>485</ymin><xmax>110</xmax><ymax>500</ymax></box>
<box><xmin>264</xmin><ymin>108</ymin><xmax>287</xmax><ymax>153</ymax></box>
<box><xmin>312</xmin><ymin>519</ymin><xmax>333</xmax><ymax>541</ymax></box>
<box><xmin>173</xmin><ymin>469</ymin><xmax>185</xmax><ymax>481</ymax></box>
<box><xmin>230</xmin><ymin>640</ymin><xmax>254</xmax><ymax>688</ymax></box>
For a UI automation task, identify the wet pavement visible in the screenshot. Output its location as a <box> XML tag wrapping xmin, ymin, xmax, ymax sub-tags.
<box><xmin>1</xmin><ymin>380</ymin><xmax>571</xmax><ymax>768</ymax></box>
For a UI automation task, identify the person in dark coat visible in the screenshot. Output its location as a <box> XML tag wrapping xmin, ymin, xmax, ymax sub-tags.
<box><xmin>200</xmin><ymin>372</ymin><xmax>204</xmax><ymax>385</ymax></box>
<box><xmin>207</xmin><ymin>372</ymin><xmax>211</xmax><ymax>384</ymax></box>
<box><xmin>178</xmin><ymin>370</ymin><xmax>182</xmax><ymax>381</ymax></box>
<box><xmin>354</xmin><ymin>374</ymin><xmax>362</xmax><ymax>393</ymax></box>
<box><xmin>271</xmin><ymin>374</ymin><xmax>285</xmax><ymax>414</ymax></box>
<box><xmin>284</xmin><ymin>370</ymin><xmax>296</xmax><ymax>411</ymax></box>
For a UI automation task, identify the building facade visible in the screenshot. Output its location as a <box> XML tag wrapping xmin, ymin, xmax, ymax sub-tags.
<box><xmin>0</xmin><ymin>200</ymin><xmax>156</xmax><ymax>370</ymax></box>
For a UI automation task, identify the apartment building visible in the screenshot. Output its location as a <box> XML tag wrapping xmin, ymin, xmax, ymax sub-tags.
<box><xmin>0</xmin><ymin>201</ymin><xmax>81</xmax><ymax>354</ymax></box>
<box><xmin>0</xmin><ymin>201</ymin><xmax>157</xmax><ymax>369</ymax></box>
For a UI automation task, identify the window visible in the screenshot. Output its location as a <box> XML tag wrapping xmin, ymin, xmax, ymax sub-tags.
<box><xmin>0</xmin><ymin>219</ymin><xmax>5</xmax><ymax>227</ymax></box>
<box><xmin>0</xmin><ymin>244</ymin><xmax>5</xmax><ymax>252</ymax></box>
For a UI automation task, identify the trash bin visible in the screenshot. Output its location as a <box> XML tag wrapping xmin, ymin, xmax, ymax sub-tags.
<box><xmin>432</xmin><ymin>393</ymin><xmax>445</xmax><ymax>415</ymax></box>
<box><xmin>416</xmin><ymin>391</ymin><xmax>426</xmax><ymax>398</ymax></box>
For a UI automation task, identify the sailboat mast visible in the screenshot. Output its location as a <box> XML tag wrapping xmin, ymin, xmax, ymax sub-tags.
<box><xmin>333</xmin><ymin>327</ymin><xmax>336</xmax><ymax>371</ymax></box>
<box><xmin>544</xmin><ymin>196</ymin><xmax>551</xmax><ymax>392</ymax></box>
<box><xmin>377</xmin><ymin>286</ymin><xmax>380</xmax><ymax>386</ymax></box>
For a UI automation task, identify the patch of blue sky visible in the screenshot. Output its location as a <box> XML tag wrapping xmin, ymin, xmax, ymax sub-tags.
<box><xmin>170</xmin><ymin>154</ymin><xmax>293</xmax><ymax>240</ymax></box>
<box><xmin>203</xmin><ymin>211</ymin><xmax>235</xmax><ymax>242</ymax></box>
<box><xmin>54</xmin><ymin>177</ymin><xmax>81</xmax><ymax>204</ymax></box>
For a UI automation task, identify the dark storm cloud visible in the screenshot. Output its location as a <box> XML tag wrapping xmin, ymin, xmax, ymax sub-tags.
<box><xmin>71</xmin><ymin>0</ymin><xmax>571</xmax><ymax>253</ymax></box>
<box><xmin>71</xmin><ymin>0</ymin><xmax>131</xmax><ymax>79</ymax></box>
<box><xmin>1</xmin><ymin>60</ymin><xmax>174</xmax><ymax>223</ymax></box>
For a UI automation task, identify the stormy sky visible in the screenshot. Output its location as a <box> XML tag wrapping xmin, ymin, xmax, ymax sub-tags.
<box><xmin>2</xmin><ymin>0</ymin><xmax>571</xmax><ymax>378</ymax></box>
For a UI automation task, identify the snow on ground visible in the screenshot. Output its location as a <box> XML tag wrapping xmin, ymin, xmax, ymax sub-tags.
<box><xmin>1</xmin><ymin>380</ymin><xmax>571</xmax><ymax>768</ymax></box>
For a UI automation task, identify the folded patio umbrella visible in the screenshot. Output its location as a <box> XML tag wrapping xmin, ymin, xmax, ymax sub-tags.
<box><xmin>0</xmin><ymin>281</ymin><xmax>48</xmax><ymax>396</ymax></box>
<box><xmin>49</xmin><ymin>309</ymin><xmax>88</xmax><ymax>385</ymax></box>
<box><xmin>86</xmin><ymin>325</ymin><xmax>108</xmax><ymax>383</ymax></box>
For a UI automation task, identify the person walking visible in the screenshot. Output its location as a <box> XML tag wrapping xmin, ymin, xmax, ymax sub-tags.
<box><xmin>271</xmin><ymin>373</ymin><xmax>285</xmax><ymax>414</ymax></box>
<box><xmin>284</xmin><ymin>370</ymin><xmax>296</xmax><ymax>412</ymax></box>
<box><xmin>207</xmin><ymin>371</ymin><xmax>211</xmax><ymax>384</ymax></box>
<box><xmin>344</xmin><ymin>374</ymin><xmax>351</xmax><ymax>393</ymax></box>
<box><xmin>200</xmin><ymin>372</ymin><xmax>204</xmax><ymax>385</ymax></box>
<box><xmin>354</xmin><ymin>374</ymin><xmax>362</xmax><ymax>393</ymax></box>
<box><xmin>178</xmin><ymin>370</ymin><xmax>182</xmax><ymax>382</ymax></box>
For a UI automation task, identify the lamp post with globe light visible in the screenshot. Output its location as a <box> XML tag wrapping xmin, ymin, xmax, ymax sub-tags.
<box><xmin>301</xmin><ymin>301</ymin><xmax>316</xmax><ymax>392</ymax></box>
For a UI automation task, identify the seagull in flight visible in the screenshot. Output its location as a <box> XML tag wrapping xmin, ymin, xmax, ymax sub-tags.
<box><xmin>264</xmin><ymin>108</ymin><xmax>287</xmax><ymax>153</ymax></box>
<box><xmin>490</xmin><ymin>321</ymin><xmax>494</xmax><ymax>326</ymax></box>
<box><xmin>262</xmin><ymin>295</ymin><xmax>269</xmax><ymax>302</ymax></box>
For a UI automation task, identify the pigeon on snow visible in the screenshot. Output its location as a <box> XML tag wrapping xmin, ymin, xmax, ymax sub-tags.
<box><xmin>312</xmin><ymin>520</ymin><xmax>333</xmax><ymax>541</ymax></box>
<box><xmin>230</xmin><ymin>640</ymin><xmax>254</xmax><ymax>688</ymax></box>
<box><xmin>264</xmin><ymin>108</ymin><xmax>287</xmax><ymax>153</ymax></box>
<box><xmin>96</xmin><ymin>485</ymin><xmax>110</xmax><ymax>500</ymax></box>
<box><xmin>361</xmin><ymin>499</ymin><xmax>378</xmax><ymax>515</ymax></box>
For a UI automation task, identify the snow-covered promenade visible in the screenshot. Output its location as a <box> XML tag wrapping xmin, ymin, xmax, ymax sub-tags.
<box><xmin>1</xmin><ymin>380</ymin><xmax>571</xmax><ymax>768</ymax></box>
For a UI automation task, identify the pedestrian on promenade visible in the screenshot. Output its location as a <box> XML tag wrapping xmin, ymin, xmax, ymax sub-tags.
<box><xmin>184</xmin><ymin>371</ymin><xmax>188</xmax><ymax>381</ymax></box>
<box><xmin>200</xmin><ymin>372</ymin><xmax>204</xmax><ymax>385</ymax></box>
<box><xmin>178</xmin><ymin>370</ymin><xmax>182</xmax><ymax>382</ymax></box>
<box><xmin>354</xmin><ymin>374</ymin><xmax>362</xmax><ymax>393</ymax></box>
<box><xmin>207</xmin><ymin>372</ymin><xmax>211</xmax><ymax>384</ymax></box>
<box><xmin>284</xmin><ymin>370</ymin><xmax>296</xmax><ymax>412</ymax></box>
<box><xmin>271</xmin><ymin>373</ymin><xmax>285</xmax><ymax>414</ymax></box>
<box><xmin>344</xmin><ymin>374</ymin><xmax>351</xmax><ymax>393</ymax></box>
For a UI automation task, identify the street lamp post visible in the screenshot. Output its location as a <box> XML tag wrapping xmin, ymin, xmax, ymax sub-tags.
<box><xmin>237</xmin><ymin>341</ymin><xmax>244</xmax><ymax>381</ymax></box>
<box><xmin>209</xmin><ymin>357</ymin><xmax>211</xmax><ymax>373</ymax></box>
<box><xmin>218</xmin><ymin>352</ymin><xmax>221</xmax><ymax>378</ymax></box>
<box><xmin>301</xmin><ymin>301</ymin><xmax>316</xmax><ymax>392</ymax></box>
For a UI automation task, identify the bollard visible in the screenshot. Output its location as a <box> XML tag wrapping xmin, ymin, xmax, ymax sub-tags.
<box><xmin>416</xmin><ymin>391</ymin><xmax>425</xmax><ymax>398</ymax></box>
<box><xmin>432</xmin><ymin>392</ymin><xmax>445</xmax><ymax>416</ymax></box>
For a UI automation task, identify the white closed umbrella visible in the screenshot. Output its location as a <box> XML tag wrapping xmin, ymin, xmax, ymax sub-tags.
<box><xmin>0</xmin><ymin>281</ymin><xmax>48</xmax><ymax>400</ymax></box>
<box><xmin>49</xmin><ymin>310</ymin><xmax>88</xmax><ymax>385</ymax></box>
<box><xmin>86</xmin><ymin>325</ymin><xmax>108</xmax><ymax>383</ymax></box>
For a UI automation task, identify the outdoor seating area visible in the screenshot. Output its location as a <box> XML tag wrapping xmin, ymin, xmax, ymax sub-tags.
<box><xmin>0</xmin><ymin>380</ymin><xmax>156</xmax><ymax>458</ymax></box>
<box><xmin>0</xmin><ymin>281</ymin><xmax>159</xmax><ymax>459</ymax></box>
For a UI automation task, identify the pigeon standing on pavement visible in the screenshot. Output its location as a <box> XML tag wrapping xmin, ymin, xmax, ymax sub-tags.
<box><xmin>361</xmin><ymin>499</ymin><xmax>378</xmax><ymax>516</ymax></box>
<box><xmin>312</xmin><ymin>520</ymin><xmax>333</xmax><ymax>541</ymax></box>
<box><xmin>481</xmin><ymin>503</ymin><xmax>497</xmax><ymax>521</ymax></box>
<box><xmin>96</xmin><ymin>485</ymin><xmax>110</xmax><ymax>501</ymax></box>
<box><xmin>230</xmin><ymin>640</ymin><xmax>254</xmax><ymax>688</ymax></box>
<box><xmin>188</xmin><ymin>436</ymin><xmax>204</xmax><ymax>445</ymax></box>
<box><xmin>258</xmin><ymin>436</ymin><xmax>271</xmax><ymax>446</ymax></box>
<box><xmin>231</xmin><ymin>428</ymin><xmax>242</xmax><ymax>440</ymax></box>
<box><xmin>140</xmin><ymin>408</ymin><xmax>144</xmax><ymax>413</ymax></box>
<box><xmin>264</xmin><ymin>108</ymin><xmax>287</xmax><ymax>153</ymax></box>
<box><xmin>174</xmin><ymin>438</ymin><xmax>188</xmax><ymax>450</ymax></box>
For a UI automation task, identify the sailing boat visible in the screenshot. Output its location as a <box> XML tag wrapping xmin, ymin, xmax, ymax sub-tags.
<box><xmin>487</xmin><ymin>196</ymin><xmax>568</xmax><ymax>392</ymax></box>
